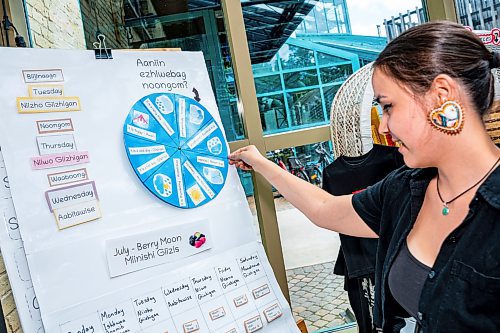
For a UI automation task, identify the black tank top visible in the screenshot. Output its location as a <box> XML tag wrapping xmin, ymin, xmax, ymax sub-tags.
<box><xmin>388</xmin><ymin>241</ymin><xmax>431</xmax><ymax>319</ymax></box>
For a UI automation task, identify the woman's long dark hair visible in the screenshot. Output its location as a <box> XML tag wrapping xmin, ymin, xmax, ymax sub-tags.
<box><xmin>374</xmin><ymin>21</ymin><xmax>500</xmax><ymax>117</ymax></box>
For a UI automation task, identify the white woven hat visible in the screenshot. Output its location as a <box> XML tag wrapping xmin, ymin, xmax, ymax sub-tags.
<box><xmin>329</xmin><ymin>63</ymin><xmax>375</xmax><ymax>159</ymax></box>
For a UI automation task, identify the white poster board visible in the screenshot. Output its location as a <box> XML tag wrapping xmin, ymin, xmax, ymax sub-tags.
<box><xmin>0</xmin><ymin>48</ymin><xmax>299</xmax><ymax>333</ymax></box>
<box><xmin>0</xmin><ymin>148</ymin><xmax>45</xmax><ymax>333</ymax></box>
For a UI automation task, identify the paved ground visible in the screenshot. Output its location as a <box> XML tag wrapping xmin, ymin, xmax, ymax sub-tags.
<box><xmin>287</xmin><ymin>262</ymin><xmax>353</xmax><ymax>332</ymax></box>
<box><xmin>247</xmin><ymin>196</ymin><xmax>354</xmax><ymax>332</ymax></box>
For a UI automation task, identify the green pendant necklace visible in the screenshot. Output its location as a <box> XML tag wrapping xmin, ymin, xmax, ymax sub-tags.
<box><xmin>436</xmin><ymin>156</ymin><xmax>500</xmax><ymax>216</ymax></box>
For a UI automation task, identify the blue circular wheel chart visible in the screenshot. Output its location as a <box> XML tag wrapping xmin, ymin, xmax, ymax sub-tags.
<box><xmin>123</xmin><ymin>92</ymin><xmax>228</xmax><ymax>208</ymax></box>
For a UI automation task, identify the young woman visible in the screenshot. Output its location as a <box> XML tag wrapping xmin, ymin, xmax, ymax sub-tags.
<box><xmin>229</xmin><ymin>21</ymin><xmax>500</xmax><ymax>332</ymax></box>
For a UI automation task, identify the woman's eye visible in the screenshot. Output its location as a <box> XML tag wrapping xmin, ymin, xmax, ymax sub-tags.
<box><xmin>383</xmin><ymin>103</ymin><xmax>393</xmax><ymax>112</ymax></box>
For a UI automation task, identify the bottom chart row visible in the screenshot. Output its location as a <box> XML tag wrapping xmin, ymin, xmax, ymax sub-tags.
<box><xmin>61</xmin><ymin>285</ymin><xmax>282</xmax><ymax>333</ymax></box>
<box><xmin>56</xmin><ymin>246</ymin><xmax>294</xmax><ymax>333</ymax></box>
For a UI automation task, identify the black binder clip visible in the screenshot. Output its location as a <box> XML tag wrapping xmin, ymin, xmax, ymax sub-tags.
<box><xmin>93</xmin><ymin>34</ymin><xmax>113</xmax><ymax>60</ymax></box>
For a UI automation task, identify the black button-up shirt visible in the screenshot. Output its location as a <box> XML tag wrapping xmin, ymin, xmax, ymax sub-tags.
<box><xmin>352</xmin><ymin>166</ymin><xmax>500</xmax><ymax>332</ymax></box>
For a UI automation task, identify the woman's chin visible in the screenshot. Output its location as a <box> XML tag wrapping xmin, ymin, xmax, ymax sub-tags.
<box><xmin>402</xmin><ymin>154</ymin><xmax>429</xmax><ymax>169</ymax></box>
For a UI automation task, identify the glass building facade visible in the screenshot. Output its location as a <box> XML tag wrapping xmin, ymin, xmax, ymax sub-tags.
<box><xmin>295</xmin><ymin>0</ymin><xmax>351</xmax><ymax>34</ymax></box>
<box><xmin>227</xmin><ymin>38</ymin><xmax>358</xmax><ymax>138</ymax></box>
<box><xmin>455</xmin><ymin>0</ymin><xmax>500</xmax><ymax>30</ymax></box>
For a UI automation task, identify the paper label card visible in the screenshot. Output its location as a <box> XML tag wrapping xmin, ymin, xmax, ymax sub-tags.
<box><xmin>183</xmin><ymin>319</ymin><xmax>200</xmax><ymax>333</ymax></box>
<box><xmin>47</xmin><ymin>168</ymin><xmax>89</xmax><ymax>187</ymax></box>
<box><xmin>179</xmin><ymin>98</ymin><xmax>187</xmax><ymax>138</ymax></box>
<box><xmin>106</xmin><ymin>220</ymin><xmax>211</xmax><ymax>277</ymax></box>
<box><xmin>174</xmin><ymin>158</ymin><xmax>187</xmax><ymax>207</ymax></box>
<box><xmin>17</xmin><ymin>97</ymin><xmax>81</xmax><ymax>114</ymax></box>
<box><xmin>22</xmin><ymin>69</ymin><xmax>64</xmax><ymax>83</ymax></box>
<box><xmin>54</xmin><ymin>199</ymin><xmax>101</xmax><ymax>230</ymax></box>
<box><xmin>45</xmin><ymin>180</ymin><xmax>98</xmax><ymax>212</ymax></box>
<box><xmin>126</xmin><ymin>124</ymin><xmax>156</xmax><ymax>141</ymax></box>
<box><xmin>252</xmin><ymin>285</ymin><xmax>270</xmax><ymax>300</ymax></box>
<box><xmin>36</xmin><ymin>134</ymin><xmax>76</xmax><ymax>155</ymax></box>
<box><xmin>28</xmin><ymin>84</ymin><xmax>64</xmax><ymax>97</ymax></box>
<box><xmin>143</xmin><ymin>98</ymin><xmax>175</xmax><ymax>136</ymax></box>
<box><xmin>209</xmin><ymin>307</ymin><xmax>226</xmax><ymax>321</ymax></box>
<box><xmin>233</xmin><ymin>294</ymin><xmax>248</xmax><ymax>308</ymax></box>
<box><xmin>128</xmin><ymin>145</ymin><xmax>166</xmax><ymax>155</ymax></box>
<box><xmin>208</xmin><ymin>306</ymin><xmax>226</xmax><ymax>320</ymax></box>
<box><xmin>36</xmin><ymin>118</ymin><xmax>74</xmax><ymax>134</ymax></box>
<box><xmin>196</xmin><ymin>155</ymin><xmax>225</xmax><ymax>168</ymax></box>
<box><xmin>263</xmin><ymin>303</ymin><xmax>282</xmax><ymax>323</ymax></box>
<box><xmin>243</xmin><ymin>315</ymin><xmax>263</xmax><ymax>333</ymax></box>
<box><xmin>31</xmin><ymin>151</ymin><xmax>89</xmax><ymax>170</ymax></box>
<box><xmin>137</xmin><ymin>152</ymin><xmax>170</xmax><ymax>175</ymax></box>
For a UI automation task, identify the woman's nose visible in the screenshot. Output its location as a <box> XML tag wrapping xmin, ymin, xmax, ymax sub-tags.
<box><xmin>378</xmin><ymin>112</ymin><xmax>389</xmax><ymax>135</ymax></box>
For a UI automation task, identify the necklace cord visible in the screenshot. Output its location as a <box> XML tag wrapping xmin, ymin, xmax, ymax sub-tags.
<box><xmin>436</xmin><ymin>156</ymin><xmax>500</xmax><ymax>205</ymax></box>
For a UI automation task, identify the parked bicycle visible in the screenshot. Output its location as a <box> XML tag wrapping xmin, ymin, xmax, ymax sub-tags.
<box><xmin>305</xmin><ymin>142</ymin><xmax>334</xmax><ymax>187</ymax></box>
<box><xmin>305</xmin><ymin>159</ymin><xmax>323</xmax><ymax>187</ymax></box>
<box><xmin>315</xmin><ymin>142</ymin><xmax>334</xmax><ymax>170</ymax></box>
<box><xmin>285</xmin><ymin>150</ymin><xmax>310</xmax><ymax>182</ymax></box>
<box><xmin>267</xmin><ymin>149</ymin><xmax>310</xmax><ymax>182</ymax></box>
<box><xmin>266</xmin><ymin>144</ymin><xmax>333</xmax><ymax>187</ymax></box>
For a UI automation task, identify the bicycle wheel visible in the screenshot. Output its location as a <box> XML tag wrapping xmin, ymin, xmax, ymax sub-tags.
<box><xmin>295</xmin><ymin>169</ymin><xmax>310</xmax><ymax>182</ymax></box>
<box><xmin>309</xmin><ymin>166</ymin><xmax>323</xmax><ymax>187</ymax></box>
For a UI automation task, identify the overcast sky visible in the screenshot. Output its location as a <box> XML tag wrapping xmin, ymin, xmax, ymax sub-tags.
<box><xmin>346</xmin><ymin>0</ymin><xmax>424</xmax><ymax>36</ymax></box>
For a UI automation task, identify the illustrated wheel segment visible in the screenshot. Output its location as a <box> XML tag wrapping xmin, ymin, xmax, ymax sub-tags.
<box><xmin>182</xmin><ymin>150</ymin><xmax>228</xmax><ymax>195</ymax></box>
<box><xmin>181</xmin><ymin>120</ymin><xmax>228</xmax><ymax>158</ymax></box>
<box><xmin>123</xmin><ymin>93</ymin><xmax>228</xmax><ymax>208</ymax></box>
<box><xmin>175</xmin><ymin>95</ymin><xmax>212</xmax><ymax>146</ymax></box>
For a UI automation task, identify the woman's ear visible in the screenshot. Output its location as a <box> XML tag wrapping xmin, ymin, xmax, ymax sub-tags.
<box><xmin>430</xmin><ymin>74</ymin><xmax>460</xmax><ymax>102</ymax></box>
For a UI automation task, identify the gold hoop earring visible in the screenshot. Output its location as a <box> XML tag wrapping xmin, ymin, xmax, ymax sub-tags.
<box><xmin>428</xmin><ymin>100</ymin><xmax>464</xmax><ymax>135</ymax></box>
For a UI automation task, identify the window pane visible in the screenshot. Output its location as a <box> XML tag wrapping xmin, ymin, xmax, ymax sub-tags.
<box><xmin>255</xmin><ymin>75</ymin><xmax>282</xmax><ymax>94</ymax></box>
<box><xmin>314</xmin><ymin>3</ymin><xmax>329</xmax><ymax>33</ymax></box>
<box><xmin>287</xmin><ymin>88</ymin><xmax>326</xmax><ymax>127</ymax></box>
<box><xmin>323</xmin><ymin>84</ymin><xmax>342</xmax><ymax>115</ymax></box>
<box><xmin>258</xmin><ymin>94</ymin><xmax>288</xmax><ymax>133</ymax></box>
<box><xmin>280</xmin><ymin>45</ymin><xmax>316</xmax><ymax>70</ymax></box>
<box><xmin>252</xmin><ymin>55</ymin><xmax>280</xmax><ymax>75</ymax></box>
<box><xmin>284</xmin><ymin>69</ymin><xmax>319</xmax><ymax>89</ymax></box>
<box><xmin>320</xmin><ymin>64</ymin><xmax>353</xmax><ymax>84</ymax></box>
<box><xmin>317</xmin><ymin>52</ymin><xmax>351</xmax><ymax>66</ymax></box>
